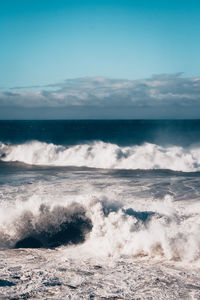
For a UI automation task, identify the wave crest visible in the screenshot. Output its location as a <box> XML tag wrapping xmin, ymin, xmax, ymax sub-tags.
<box><xmin>1</xmin><ymin>194</ymin><xmax>200</xmax><ymax>262</ymax></box>
<box><xmin>1</xmin><ymin>140</ymin><xmax>200</xmax><ymax>172</ymax></box>
<box><xmin>0</xmin><ymin>202</ymin><xmax>92</xmax><ymax>249</ymax></box>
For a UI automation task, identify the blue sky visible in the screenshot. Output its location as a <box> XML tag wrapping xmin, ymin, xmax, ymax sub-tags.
<box><xmin>0</xmin><ymin>0</ymin><xmax>200</xmax><ymax>118</ymax></box>
<box><xmin>1</xmin><ymin>0</ymin><xmax>200</xmax><ymax>88</ymax></box>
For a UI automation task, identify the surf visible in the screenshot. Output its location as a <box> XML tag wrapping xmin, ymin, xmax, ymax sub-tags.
<box><xmin>1</xmin><ymin>140</ymin><xmax>200</xmax><ymax>172</ymax></box>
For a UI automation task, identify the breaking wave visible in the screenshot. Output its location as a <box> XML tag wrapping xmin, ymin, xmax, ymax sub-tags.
<box><xmin>0</xmin><ymin>202</ymin><xmax>92</xmax><ymax>249</ymax></box>
<box><xmin>1</xmin><ymin>140</ymin><xmax>200</xmax><ymax>172</ymax></box>
<box><xmin>1</xmin><ymin>194</ymin><xmax>200</xmax><ymax>263</ymax></box>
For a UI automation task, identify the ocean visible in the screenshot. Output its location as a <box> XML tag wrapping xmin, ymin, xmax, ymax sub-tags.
<box><xmin>1</xmin><ymin>120</ymin><xmax>200</xmax><ymax>299</ymax></box>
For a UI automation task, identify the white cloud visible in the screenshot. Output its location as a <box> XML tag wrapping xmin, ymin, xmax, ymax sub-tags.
<box><xmin>0</xmin><ymin>74</ymin><xmax>200</xmax><ymax>119</ymax></box>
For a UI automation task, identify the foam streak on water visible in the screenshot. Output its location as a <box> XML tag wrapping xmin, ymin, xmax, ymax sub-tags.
<box><xmin>1</xmin><ymin>121</ymin><xmax>200</xmax><ymax>299</ymax></box>
<box><xmin>0</xmin><ymin>164</ymin><xmax>200</xmax><ymax>298</ymax></box>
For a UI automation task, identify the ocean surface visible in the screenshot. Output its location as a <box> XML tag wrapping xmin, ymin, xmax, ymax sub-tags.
<box><xmin>1</xmin><ymin>120</ymin><xmax>200</xmax><ymax>299</ymax></box>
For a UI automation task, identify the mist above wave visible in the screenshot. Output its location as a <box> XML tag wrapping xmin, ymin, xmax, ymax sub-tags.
<box><xmin>1</xmin><ymin>140</ymin><xmax>200</xmax><ymax>172</ymax></box>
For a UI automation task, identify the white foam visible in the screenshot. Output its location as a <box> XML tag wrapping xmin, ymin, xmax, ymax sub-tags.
<box><xmin>70</xmin><ymin>195</ymin><xmax>200</xmax><ymax>263</ymax></box>
<box><xmin>1</xmin><ymin>188</ymin><xmax>200</xmax><ymax>264</ymax></box>
<box><xmin>1</xmin><ymin>140</ymin><xmax>200</xmax><ymax>171</ymax></box>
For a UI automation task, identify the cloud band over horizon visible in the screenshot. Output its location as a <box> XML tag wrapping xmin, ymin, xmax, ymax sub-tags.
<box><xmin>0</xmin><ymin>74</ymin><xmax>200</xmax><ymax>119</ymax></box>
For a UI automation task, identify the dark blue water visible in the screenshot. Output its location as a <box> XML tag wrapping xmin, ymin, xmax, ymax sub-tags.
<box><xmin>0</xmin><ymin>120</ymin><xmax>200</xmax><ymax>146</ymax></box>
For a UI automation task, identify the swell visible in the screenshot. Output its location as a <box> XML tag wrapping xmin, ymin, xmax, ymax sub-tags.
<box><xmin>1</xmin><ymin>120</ymin><xmax>200</xmax><ymax>147</ymax></box>
<box><xmin>1</xmin><ymin>140</ymin><xmax>200</xmax><ymax>172</ymax></box>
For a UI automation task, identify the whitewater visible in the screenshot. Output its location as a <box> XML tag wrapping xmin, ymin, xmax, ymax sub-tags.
<box><xmin>1</xmin><ymin>120</ymin><xmax>200</xmax><ymax>299</ymax></box>
<box><xmin>1</xmin><ymin>140</ymin><xmax>200</xmax><ymax>172</ymax></box>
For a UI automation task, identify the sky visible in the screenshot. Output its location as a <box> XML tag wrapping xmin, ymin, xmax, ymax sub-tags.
<box><xmin>0</xmin><ymin>0</ymin><xmax>200</xmax><ymax>119</ymax></box>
